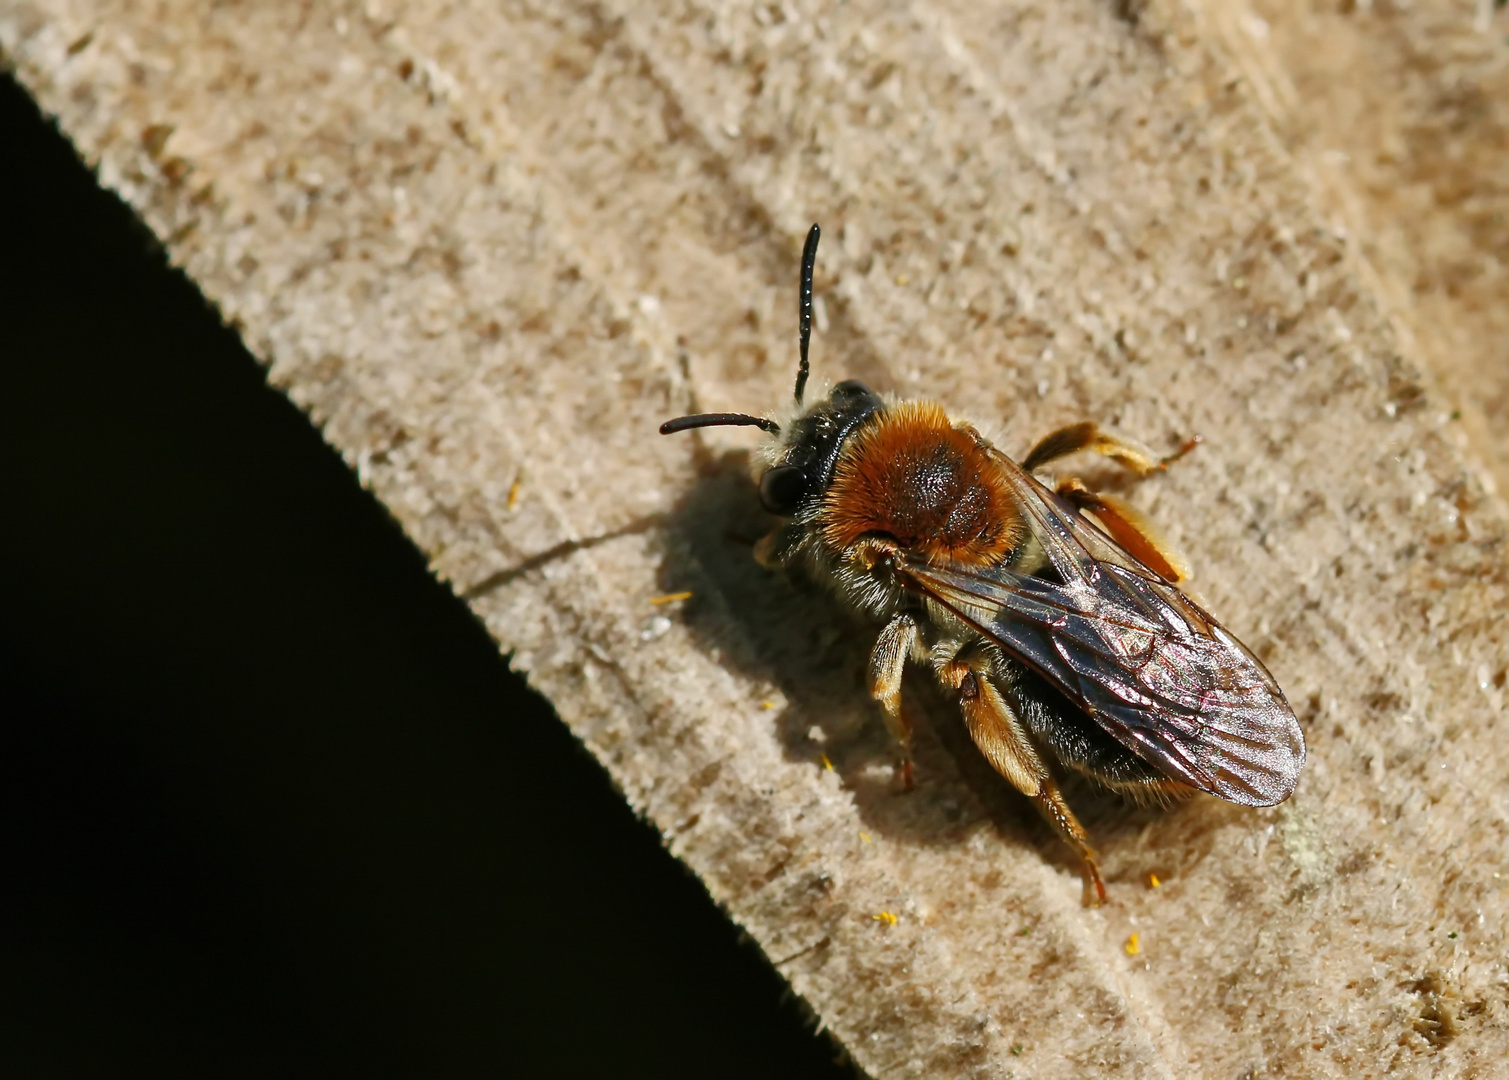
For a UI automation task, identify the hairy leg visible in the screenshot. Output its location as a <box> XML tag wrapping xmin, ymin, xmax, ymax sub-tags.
<box><xmin>1022</xmin><ymin>420</ymin><xmax>1200</xmax><ymax>476</ymax></box>
<box><xmin>1020</xmin><ymin>420</ymin><xmax>1197</xmax><ymax>584</ymax></box>
<box><xmin>1088</xmin><ymin>773</ymin><xmax>1198</xmax><ymax>808</ymax></box>
<box><xmin>1054</xmin><ymin>476</ymin><xmax>1191</xmax><ymax>584</ymax></box>
<box><xmin>937</xmin><ymin>644</ymin><xmax>1107</xmax><ymax>905</ymax></box>
<box><xmin>869</xmin><ymin>614</ymin><xmax>919</xmax><ymax>790</ymax></box>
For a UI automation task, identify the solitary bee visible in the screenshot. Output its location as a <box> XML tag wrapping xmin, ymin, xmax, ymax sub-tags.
<box><xmin>661</xmin><ymin>225</ymin><xmax>1305</xmax><ymax>903</ymax></box>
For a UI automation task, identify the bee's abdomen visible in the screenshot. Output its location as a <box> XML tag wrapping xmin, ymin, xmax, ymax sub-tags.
<box><xmin>821</xmin><ymin>401</ymin><xmax>1022</xmax><ymax>566</ymax></box>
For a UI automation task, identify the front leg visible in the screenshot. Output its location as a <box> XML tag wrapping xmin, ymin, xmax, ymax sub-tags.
<box><xmin>869</xmin><ymin>614</ymin><xmax>919</xmax><ymax>790</ymax></box>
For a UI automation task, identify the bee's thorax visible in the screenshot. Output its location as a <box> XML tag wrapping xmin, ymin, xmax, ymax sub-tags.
<box><xmin>819</xmin><ymin>401</ymin><xmax>1023</xmax><ymax>567</ymax></box>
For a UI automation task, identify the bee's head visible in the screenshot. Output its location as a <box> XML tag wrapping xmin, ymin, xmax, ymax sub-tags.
<box><xmin>659</xmin><ymin>223</ymin><xmax>883</xmax><ymax>516</ymax></box>
<box><xmin>754</xmin><ymin>380</ymin><xmax>882</xmax><ymax>515</ymax></box>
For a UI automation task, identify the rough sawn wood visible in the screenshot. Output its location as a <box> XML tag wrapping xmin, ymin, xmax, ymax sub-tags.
<box><xmin>4</xmin><ymin>1</ymin><xmax>1507</xmax><ymax>1075</ymax></box>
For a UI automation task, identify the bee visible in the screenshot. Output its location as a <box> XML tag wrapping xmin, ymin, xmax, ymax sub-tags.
<box><xmin>661</xmin><ymin>225</ymin><xmax>1305</xmax><ymax>904</ymax></box>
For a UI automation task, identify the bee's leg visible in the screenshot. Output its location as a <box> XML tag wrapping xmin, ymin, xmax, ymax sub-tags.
<box><xmin>1023</xmin><ymin>422</ymin><xmax>1197</xmax><ymax>582</ymax></box>
<box><xmin>1055</xmin><ymin>477</ymin><xmax>1190</xmax><ymax>584</ymax></box>
<box><xmin>869</xmin><ymin>614</ymin><xmax>919</xmax><ymax>790</ymax></box>
<box><xmin>1095</xmin><ymin>774</ymin><xmax>1197</xmax><ymax>807</ymax></box>
<box><xmin>1022</xmin><ymin>421</ymin><xmax>1199</xmax><ymax>476</ymax></box>
<box><xmin>937</xmin><ymin>648</ymin><xmax>1107</xmax><ymax>905</ymax></box>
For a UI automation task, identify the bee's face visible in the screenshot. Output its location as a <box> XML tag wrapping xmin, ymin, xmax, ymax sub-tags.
<box><xmin>758</xmin><ymin>380</ymin><xmax>884</xmax><ymax>516</ymax></box>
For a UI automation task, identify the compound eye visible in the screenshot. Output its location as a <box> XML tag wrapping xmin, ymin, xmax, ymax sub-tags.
<box><xmin>758</xmin><ymin>465</ymin><xmax>810</xmax><ymax>516</ymax></box>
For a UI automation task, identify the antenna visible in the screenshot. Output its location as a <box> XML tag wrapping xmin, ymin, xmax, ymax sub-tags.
<box><xmin>794</xmin><ymin>223</ymin><xmax>821</xmax><ymax>404</ymax></box>
<box><xmin>659</xmin><ymin>413</ymin><xmax>780</xmax><ymax>436</ymax></box>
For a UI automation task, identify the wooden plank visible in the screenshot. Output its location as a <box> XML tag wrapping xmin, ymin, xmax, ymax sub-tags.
<box><xmin>5</xmin><ymin>1</ymin><xmax>1506</xmax><ymax>1073</ymax></box>
<box><xmin>1197</xmin><ymin>0</ymin><xmax>1509</xmax><ymax>497</ymax></box>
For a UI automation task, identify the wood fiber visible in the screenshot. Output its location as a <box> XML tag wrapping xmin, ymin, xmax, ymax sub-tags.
<box><xmin>5</xmin><ymin>1</ymin><xmax>1507</xmax><ymax>1074</ymax></box>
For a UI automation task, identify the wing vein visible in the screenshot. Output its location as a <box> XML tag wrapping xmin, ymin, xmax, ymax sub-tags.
<box><xmin>898</xmin><ymin>451</ymin><xmax>1305</xmax><ymax>806</ymax></box>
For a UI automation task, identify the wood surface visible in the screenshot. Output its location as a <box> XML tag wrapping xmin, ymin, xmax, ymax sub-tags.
<box><xmin>1196</xmin><ymin>0</ymin><xmax>1509</xmax><ymax>507</ymax></box>
<box><xmin>4</xmin><ymin>1</ymin><xmax>1508</xmax><ymax>1075</ymax></box>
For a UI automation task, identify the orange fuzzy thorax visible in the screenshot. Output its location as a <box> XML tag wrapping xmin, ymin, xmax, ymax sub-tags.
<box><xmin>821</xmin><ymin>401</ymin><xmax>1022</xmax><ymax>566</ymax></box>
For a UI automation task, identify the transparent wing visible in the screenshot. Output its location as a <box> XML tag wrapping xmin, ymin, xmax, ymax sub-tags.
<box><xmin>902</xmin><ymin>456</ymin><xmax>1305</xmax><ymax>806</ymax></box>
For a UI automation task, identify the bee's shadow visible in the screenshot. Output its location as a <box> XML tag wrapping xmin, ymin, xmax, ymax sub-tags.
<box><xmin>657</xmin><ymin>449</ymin><xmax>1226</xmax><ymax>883</ymax></box>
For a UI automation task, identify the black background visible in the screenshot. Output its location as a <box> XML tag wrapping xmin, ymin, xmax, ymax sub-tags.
<box><xmin>0</xmin><ymin>73</ymin><xmax>856</xmax><ymax>1078</ymax></box>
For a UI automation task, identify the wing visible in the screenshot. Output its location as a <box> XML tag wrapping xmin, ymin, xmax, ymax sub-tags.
<box><xmin>901</xmin><ymin>454</ymin><xmax>1305</xmax><ymax>806</ymax></box>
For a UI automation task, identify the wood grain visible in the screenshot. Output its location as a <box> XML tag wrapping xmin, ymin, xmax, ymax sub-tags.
<box><xmin>5</xmin><ymin>1</ymin><xmax>1507</xmax><ymax>1074</ymax></box>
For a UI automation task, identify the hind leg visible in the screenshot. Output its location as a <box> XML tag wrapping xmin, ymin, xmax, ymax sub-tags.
<box><xmin>1055</xmin><ymin>477</ymin><xmax>1191</xmax><ymax>585</ymax></box>
<box><xmin>937</xmin><ymin>644</ymin><xmax>1106</xmax><ymax>905</ymax></box>
<box><xmin>1022</xmin><ymin>421</ymin><xmax>1197</xmax><ymax>584</ymax></box>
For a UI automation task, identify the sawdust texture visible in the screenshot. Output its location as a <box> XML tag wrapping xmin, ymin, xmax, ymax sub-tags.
<box><xmin>4</xmin><ymin>1</ymin><xmax>1507</xmax><ymax>1076</ymax></box>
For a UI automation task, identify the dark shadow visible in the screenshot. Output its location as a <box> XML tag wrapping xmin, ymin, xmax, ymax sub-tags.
<box><xmin>656</xmin><ymin>448</ymin><xmax>1032</xmax><ymax>854</ymax></box>
<box><xmin>0</xmin><ymin>72</ymin><xmax>862</xmax><ymax>1080</ymax></box>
